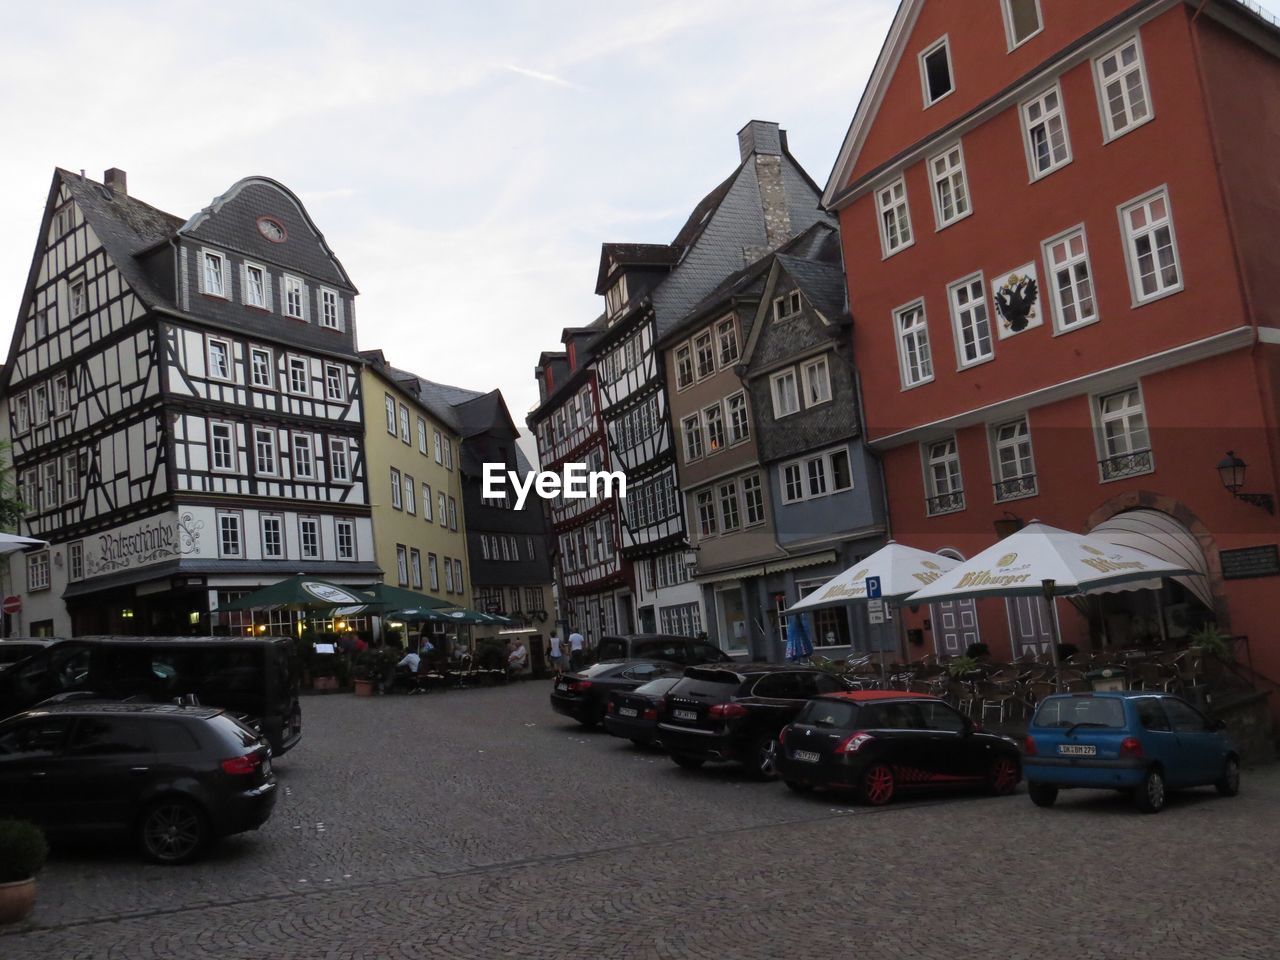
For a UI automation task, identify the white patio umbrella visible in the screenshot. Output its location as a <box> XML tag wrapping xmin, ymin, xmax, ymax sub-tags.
<box><xmin>0</xmin><ymin>532</ymin><xmax>48</xmax><ymax>553</ymax></box>
<box><xmin>905</xmin><ymin>521</ymin><xmax>1197</xmax><ymax>687</ymax></box>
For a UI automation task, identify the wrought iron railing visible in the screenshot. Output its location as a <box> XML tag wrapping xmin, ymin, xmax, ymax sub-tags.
<box><xmin>925</xmin><ymin>490</ymin><xmax>965</xmax><ymax>516</ymax></box>
<box><xmin>994</xmin><ymin>474</ymin><xmax>1037</xmax><ymax>502</ymax></box>
<box><xmin>1099</xmin><ymin>449</ymin><xmax>1153</xmax><ymax>481</ymax></box>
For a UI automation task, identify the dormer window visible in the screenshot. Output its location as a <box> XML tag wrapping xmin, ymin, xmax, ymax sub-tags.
<box><xmin>244</xmin><ymin>263</ymin><xmax>268</xmax><ymax>309</ymax></box>
<box><xmin>282</xmin><ymin>275</ymin><xmax>306</xmax><ymax>320</ymax></box>
<box><xmin>920</xmin><ymin>37</ymin><xmax>954</xmax><ymax>106</ymax></box>
<box><xmin>202</xmin><ymin>250</ymin><xmax>228</xmax><ymax>299</ymax></box>
<box><xmin>320</xmin><ymin>288</ymin><xmax>341</xmax><ymax>330</ymax></box>
<box><xmin>773</xmin><ymin>289</ymin><xmax>802</xmax><ymax>323</ymax></box>
<box><xmin>606</xmin><ymin>276</ymin><xmax>628</xmax><ymax>318</ymax></box>
<box><xmin>1002</xmin><ymin>0</ymin><xmax>1042</xmax><ymax>49</ymax></box>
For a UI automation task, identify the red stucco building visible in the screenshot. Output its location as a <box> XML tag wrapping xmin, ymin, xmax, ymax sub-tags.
<box><xmin>824</xmin><ymin>0</ymin><xmax>1280</xmax><ymax>696</ymax></box>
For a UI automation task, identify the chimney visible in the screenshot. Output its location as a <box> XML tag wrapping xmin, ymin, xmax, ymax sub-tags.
<box><xmin>737</xmin><ymin>120</ymin><xmax>782</xmax><ymax>162</ymax></box>
<box><xmin>104</xmin><ymin>168</ymin><xmax>127</xmax><ymax>197</ymax></box>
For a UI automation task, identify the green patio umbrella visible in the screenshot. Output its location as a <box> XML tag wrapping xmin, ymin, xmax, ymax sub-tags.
<box><xmin>214</xmin><ymin>574</ymin><xmax>377</xmax><ymax>613</ymax></box>
<box><xmin>362</xmin><ymin>583</ymin><xmax>454</xmax><ymax>615</ymax></box>
<box><xmin>403</xmin><ymin>607</ymin><xmax>495</xmax><ymax>625</ymax></box>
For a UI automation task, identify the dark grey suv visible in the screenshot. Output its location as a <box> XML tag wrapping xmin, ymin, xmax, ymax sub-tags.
<box><xmin>595</xmin><ymin>634</ymin><xmax>734</xmax><ymax>667</ymax></box>
<box><xmin>0</xmin><ymin>702</ymin><xmax>277</xmax><ymax>863</ymax></box>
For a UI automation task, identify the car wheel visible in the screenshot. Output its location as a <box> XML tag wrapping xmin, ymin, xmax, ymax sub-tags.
<box><xmin>1134</xmin><ymin>767</ymin><xmax>1166</xmax><ymax>814</ymax></box>
<box><xmin>859</xmin><ymin>763</ymin><xmax>895</xmax><ymax>806</ymax></box>
<box><xmin>1028</xmin><ymin>783</ymin><xmax>1058</xmax><ymax>808</ymax></box>
<box><xmin>784</xmin><ymin>780</ymin><xmax>813</xmax><ymax>794</ymax></box>
<box><xmin>1216</xmin><ymin>757</ymin><xmax>1240</xmax><ymax>797</ymax></box>
<box><xmin>629</xmin><ymin>738</ymin><xmax>649</xmax><ymax>748</ymax></box>
<box><xmin>671</xmin><ymin>753</ymin><xmax>705</xmax><ymax>770</ymax></box>
<box><xmin>749</xmin><ymin>735</ymin><xmax>780</xmax><ymax>782</ymax></box>
<box><xmin>988</xmin><ymin>755</ymin><xmax>1020</xmax><ymax>796</ymax></box>
<box><xmin>138</xmin><ymin>798</ymin><xmax>209</xmax><ymax>865</ymax></box>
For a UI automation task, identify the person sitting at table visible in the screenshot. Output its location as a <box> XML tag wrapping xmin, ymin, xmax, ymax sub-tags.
<box><xmin>506</xmin><ymin>640</ymin><xmax>528</xmax><ymax>677</ymax></box>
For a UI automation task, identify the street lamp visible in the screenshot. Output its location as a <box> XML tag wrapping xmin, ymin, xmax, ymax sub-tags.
<box><xmin>1217</xmin><ymin>451</ymin><xmax>1274</xmax><ymax>514</ymax></box>
<box><xmin>683</xmin><ymin>546</ymin><xmax>700</xmax><ymax>573</ymax></box>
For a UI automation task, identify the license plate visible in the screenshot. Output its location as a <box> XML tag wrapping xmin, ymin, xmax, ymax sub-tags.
<box><xmin>556</xmin><ymin>682</ymin><xmax>569</xmax><ymax>692</ymax></box>
<box><xmin>619</xmin><ymin>707</ymin><xmax>638</xmax><ymax>718</ymax></box>
<box><xmin>1058</xmin><ymin>743</ymin><xmax>1097</xmax><ymax>756</ymax></box>
<box><xmin>673</xmin><ymin>709</ymin><xmax>697</xmax><ymax>721</ymax></box>
<box><xmin>793</xmin><ymin>750</ymin><xmax>820</xmax><ymax>763</ymax></box>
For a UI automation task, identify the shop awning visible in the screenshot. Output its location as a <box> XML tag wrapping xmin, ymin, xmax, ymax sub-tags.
<box><xmin>1088</xmin><ymin>509</ymin><xmax>1212</xmax><ymax>608</ymax></box>
<box><xmin>694</xmin><ymin>550</ymin><xmax>838</xmax><ymax>585</ymax></box>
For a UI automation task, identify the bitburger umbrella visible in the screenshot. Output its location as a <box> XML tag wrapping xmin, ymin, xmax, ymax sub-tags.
<box><xmin>214</xmin><ymin>574</ymin><xmax>376</xmax><ymax>613</ymax></box>
<box><xmin>361</xmin><ymin>583</ymin><xmax>453</xmax><ymax>615</ymax></box>
<box><xmin>784</xmin><ymin>542</ymin><xmax>960</xmax><ymax>611</ymax></box>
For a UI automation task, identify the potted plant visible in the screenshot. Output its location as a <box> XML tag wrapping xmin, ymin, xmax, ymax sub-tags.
<box><xmin>946</xmin><ymin>655</ymin><xmax>980</xmax><ymax>678</ymax></box>
<box><xmin>352</xmin><ymin>648</ymin><xmax>394</xmax><ymax>696</ymax></box>
<box><xmin>0</xmin><ymin>819</ymin><xmax>48</xmax><ymax>925</ymax></box>
<box><xmin>1190</xmin><ymin>624</ymin><xmax>1232</xmax><ymax>661</ymax></box>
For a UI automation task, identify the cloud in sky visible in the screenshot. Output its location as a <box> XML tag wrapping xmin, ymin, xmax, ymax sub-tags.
<box><xmin>0</xmin><ymin>0</ymin><xmax>897</xmax><ymax>462</ymax></box>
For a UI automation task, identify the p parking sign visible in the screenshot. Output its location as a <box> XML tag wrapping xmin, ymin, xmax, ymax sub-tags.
<box><xmin>864</xmin><ymin>576</ymin><xmax>882</xmax><ymax>599</ymax></box>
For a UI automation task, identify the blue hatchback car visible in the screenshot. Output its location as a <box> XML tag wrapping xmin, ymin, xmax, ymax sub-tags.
<box><xmin>1024</xmin><ymin>691</ymin><xmax>1239</xmax><ymax>814</ymax></box>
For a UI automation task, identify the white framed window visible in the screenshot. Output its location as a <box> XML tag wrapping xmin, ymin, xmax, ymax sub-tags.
<box><xmin>438</xmin><ymin>492</ymin><xmax>447</xmax><ymax>527</ymax></box>
<box><xmin>324</xmin><ymin>364</ymin><xmax>345</xmax><ymax>401</ymax></box>
<box><xmin>68</xmin><ymin>540</ymin><xmax>84</xmax><ymax>582</ymax></box>
<box><xmin>300</xmin><ymin>517</ymin><xmax>321</xmax><ymax>560</ymax></box>
<box><xmin>894</xmin><ymin>300</ymin><xmax>934</xmax><ymax>388</ymax></box>
<box><xmin>719</xmin><ymin>480</ymin><xmax>741</xmax><ymax>532</ymax></box>
<box><xmin>991</xmin><ymin>417</ymin><xmax>1037</xmax><ymax>501</ymax></box>
<box><xmin>696</xmin><ymin>490</ymin><xmax>718</xmax><ymax>538</ymax></box>
<box><xmin>949</xmin><ymin>276</ymin><xmax>994</xmax><ymax>368</ymax></box>
<box><xmin>453</xmin><ymin>559</ymin><xmax>463</xmax><ymax>595</ymax></box>
<box><xmin>694</xmin><ymin>331</ymin><xmax>715</xmax><ymax>379</ymax></box>
<box><xmin>399</xmin><ymin>404</ymin><xmax>411</xmax><ymax>444</ymax></box>
<box><xmin>704</xmin><ymin>403</ymin><xmax>726</xmax><ymax>454</ymax></box>
<box><xmin>770</xmin><ymin>368</ymin><xmax>800</xmax><ymax>418</ymax></box>
<box><xmin>526</xmin><ymin>536</ymin><xmax>536</xmax><ymax>561</ymax></box>
<box><xmin>52</xmin><ymin>203</ymin><xmax>75</xmax><ymax>238</ymax></box>
<box><xmin>1095</xmin><ymin>386</ymin><xmax>1153</xmax><ymax>481</ymax></box>
<box><xmin>801</xmin><ymin>356</ymin><xmax>831</xmax><ymax>407</ymax></box>
<box><xmin>26</xmin><ymin>551</ymin><xmax>50</xmax><ymax>592</ymax></box>
<box><xmin>433</xmin><ymin>430</ymin><xmax>443</xmax><ymax>463</ymax></box>
<box><xmin>390</xmin><ymin>467</ymin><xmax>403</xmax><ymax>509</ymax></box>
<box><xmin>417</xmin><ymin>417</ymin><xmax>428</xmax><ymax>454</ymax></box>
<box><xmin>919</xmin><ymin>36</ymin><xmax>954</xmax><ymax>107</ymax></box>
<box><xmin>1022</xmin><ymin>84</ymin><xmax>1071</xmax><ymax>179</ymax></box>
<box><xmin>254</xmin><ymin>427</ymin><xmax>277</xmax><ymax>475</ymax></box>
<box><xmin>727</xmin><ymin>391</ymin><xmax>750</xmax><ymax>444</ymax></box>
<box><xmin>258</xmin><ymin>515</ymin><xmax>284</xmax><ymax>562</ymax></box>
<box><xmin>14</xmin><ymin>395</ymin><xmax>29</xmax><ymax>435</ymax></box>
<box><xmin>202</xmin><ymin>250</ymin><xmax>228</xmax><ymax>299</ymax></box>
<box><xmin>1120</xmin><ymin>187</ymin><xmax>1181</xmax><ymax>303</ymax></box>
<box><xmin>250</xmin><ymin>347</ymin><xmax>273</xmax><ymax>388</ymax></box>
<box><xmin>410</xmin><ymin>549</ymin><xmax>423</xmax><ymax>589</ymax></box>
<box><xmin>682</xmin><ymin>413</ymin><xmax>704</xmax><ymax>462</ymax></box>
<box><xmin>675</xmin><ymin>344</ymin><xmax>694</xmax><ymax>390</ymax></box>
<box><xmin>396</xmin><ymin>545</ymin><xmax>409</xmax><ymax>586</ymax></box>
<box><xmin>1043</xmin><ymin>226</ymin><xmax>1097</xmax><ymax>333</ymax></box>
<box><xmin>336</xmin><ymin>519</ymin><xmax>356</xmax><ymax>560</ymax></box>
<box><xmin>421</xmin><ymin>483</ymin><xmax>432</xmax><ymax>521</ymax></box>
<box><xmin>428</xmin><ymin>553</ymin><xmax>439</xmax><ymax>590</ymax></box>
<box><xmin>876</xmin><ymin>177</ymin><xmax>913</xmax><ymax>257</ymax></box>
<box><xmin>742</xmin><ymin>474</ymin><xmax>766</xmax><ymax>526</ymax></box>
<box><xmin>779</xmin><ymin>447</ymin><xmax>853</xmax><ymax>504</ymax></box>
<box><xmin>53</xmin><ymin>374</ymin><xmax>70</xmax><ymax>417</ymax></box>
<box><xmin>1094</xmin><ymin>36</ymin><xmax>1152</xmax><ymax>140</ymax></box>
<box><xmin>69</xmin><ymin>277</ymin><xmax>86</xmax><ymax>316</ymax></box>
<box><xmin>716</xmin><ymin>317</ymin><xmax>739</xmax><ymax>366</ymax></box>
<box><xmin>448</xmin><ymin>497</ymin><xmax>458</xmax><ymax>531</ymax></box>
<box><xmin>282</xmin><ymin>275</ymin><xmax>306</xmax><ymax>320</ymax></box>
<box><xmin>61</xmin><ymin>452</ymin><xmax>80</xmax><ymax>503</ymax></box>
<box><xmin>444</xmin><ymin>555</ymin><xmax>455</xmax><ymax>593</ymax></box>
<box><xmin>329</xmin><ymin>438</ymin><xmax>350</xmax><ymax>483</ymax></box>
<box><xmin>33</xmin><ymin>384</ymin><xmax>48</xmax><ymax>424</ymax></box>
<box><xmin>207</xmin><ymin>338</ymin><xmax>232</xmax><ymax>381</ymax></box>
<box><xmin>605</xmin><ymin>276</ymin><xmax>627</xmax><ymax>317</ymax></box>
<box><xmin>404</xmin><ymin>474</ymin><xmax>416</xmax><ymax>515</ymax></box>
<box><xmin>773</xmin><ymin>289</ymin><xmax>802</xmax><ymax>322</ymax></box>
<box><xmin>1001</xmin><ymin>0</ymin><xmax>1042</xmax><ymax>49</ymax></box>
<box><xmin>217</xmin><ymin>512</ymin><xmax>243</xmax><ymax>558</ymax></box>
<box><xmin>288</xmin><ymin>356</ymin><xmax>309</xmax><ymax>395</ymax></box>
<box><xmin>244</xmin><ymin>262</ymin><xmax>268</xmax><ymax>309</ymax></box>
<box><xmin>319</xmin><ymin>288</ymin><xmax>342</xmax><ymax>330</ymax></box>
<box><xmin>923</xmin><ymin>437</ymin><xmax>965</xmax><ymax>515</ymax></box>
<box><xmin>443</xmin><ymin>438</ymin><xmax>453</xmax><ymax>470</ymax></box>
<box><xmin>40</xmin><ymin>461</ymin><xmax>57</xmax><ymax>509</ymax></box>
<box><xmin>385</xmin><ymin>395</ymin><xmax>397</xmax><ymax>435</ymax></box>
<box><xmin>211</xmin><ymin>422</ymin><xmax>236</xmax><ymax>472</ymax></box>
<box><xmin>929</xmin><ymin>144</ymin><xmax>971</xmax><ymax>228</ymax></box>
<box><xmin>781</xmin><ymin>462</ymin><xmax>804</xmax><ymax>504</ymax></box>
<box><xmin>292</xmin><ymin>433</ymin><xmax>315</xmax><ymax>479</ymax></box>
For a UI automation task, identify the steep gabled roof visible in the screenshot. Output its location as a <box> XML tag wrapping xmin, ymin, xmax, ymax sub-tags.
<box><xmin>594</xmin><ymin>243</ymin><xmax>680</xmax><ymax>294</ymax></box>
<box><xmin>773</xmin><ymin>254</ymin><xmax>847</xmax><ymax>323</ymax></box>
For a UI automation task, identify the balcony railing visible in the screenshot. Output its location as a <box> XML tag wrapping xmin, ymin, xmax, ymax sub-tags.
<box><xmin>1099</xmin><ymin>449</ymin><xmax>1153</xmax><ymax>481</ymax></box>
<box><xmin>993</xmin><ymin>474</ymin><xmax>1037</xmax><ymax>502</ymax></box>
<box><xmin>925</xmin><ymin>490</ymin><xmax>965</xmax><ymax>517</ymax></box>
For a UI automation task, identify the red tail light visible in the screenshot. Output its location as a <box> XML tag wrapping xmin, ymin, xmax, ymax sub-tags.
<box><xmin>606</xmin><ymin>701</ymin><xmax>615</xmax><ymax>714</ymax></box>
<box><xmin>568</xmin><ymin>679</ymin><xmax>593</xmax><ymax>691</ymax></box>
<box><xmin>708</xmin><ymin>702</ymin><xmax>748</xmax><ymax>719</ymax></box>
<box><xmin>654</xmin><ymin>697</ymin><xmax>668</xmax><ymax>715</ymax></box>
<box><xmin>834</xmin><ymin>732</ymin><xmax>874</xmax><ymax>754</ymax></box>
<box><xmin>778</xmin><ymin>727</ymin><xmax>788</xmax><ymax>746</ymax></box>
<box><xmin>642</xmin><ymin>708</ymin><xmax>657</xmax><ymax>721</ymax></box>
<box><xmin>221</xmin><ymin>753</ymin><xmax>263</xmax><ymax>775</ymax></box>
<box><xmin>1119</xmin><ymin>737</ymin><xmax>1144</xmax><ymax>759</ymax></box>
<box><xmin>1023</xmin><ymin>735</ymin><xmax>1037</xmax><ymax>756</ymax></box>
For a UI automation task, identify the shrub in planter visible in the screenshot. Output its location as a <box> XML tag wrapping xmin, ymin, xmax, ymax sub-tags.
<box><xmin>945</xmin><ymin>655</ymin><xmax>980</xmax><ymax>678</ymax></box>
<box><xmin>0</xmin><ymin>819</ymin><xmax>48</xmax><ymax>925</ymax></box>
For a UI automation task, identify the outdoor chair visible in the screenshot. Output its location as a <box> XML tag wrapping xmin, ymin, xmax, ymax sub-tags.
<box><xmin>977</xmin><ymin>682</ymin><xmax>1016</xmax><ymax>723</ymax></box>
<box><xmin>1138</xmin><ymin>661</ymin><xmax>1177</xmax><ymax>692</ymax></box>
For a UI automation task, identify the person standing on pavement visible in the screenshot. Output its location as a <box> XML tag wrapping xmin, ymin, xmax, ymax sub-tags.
<box><xmin>547</xmin><ymin>633</ymin><xmax>566</xmax><ymax>677</ymax></box>
<box><xmin>568</xmin><ymin>629</ymin><xmax>586</xmax><ymax>671</ymax></box>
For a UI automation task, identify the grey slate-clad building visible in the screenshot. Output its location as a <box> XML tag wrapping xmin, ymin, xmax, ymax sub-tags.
<box><xmin>3</xmin><ymin>169</ymin><xmax>377</xmax><ymax>636</ymax></box>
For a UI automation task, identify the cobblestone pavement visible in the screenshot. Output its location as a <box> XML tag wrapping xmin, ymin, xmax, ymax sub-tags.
<box><xmin>5</xmin><ymin>680</ymin><xmax>1280</xmax><ymax>959</ymax></box>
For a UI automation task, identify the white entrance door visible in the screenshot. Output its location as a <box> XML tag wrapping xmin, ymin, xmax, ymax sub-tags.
<box><xmin>1006</xmin><ymin>596</ymin><xmax>1054</xmax><ymax>658</ymax></box>
<box><xmin>931</xmin><ymin>599</ymin><xmax>980</xmax><ymax>656</ymax></box>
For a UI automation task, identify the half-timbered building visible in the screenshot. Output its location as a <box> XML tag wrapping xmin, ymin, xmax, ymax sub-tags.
<box><xmin>3</xmin><ymin>169</ymin><xmax>377</xmax><ymax>635</ymax></box>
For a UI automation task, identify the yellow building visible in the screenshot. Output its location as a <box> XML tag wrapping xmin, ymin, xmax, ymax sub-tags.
<box><xmin>361</xmin><ymin>357</ymin><xmax>471</xmax><ymax>619</ymax></box>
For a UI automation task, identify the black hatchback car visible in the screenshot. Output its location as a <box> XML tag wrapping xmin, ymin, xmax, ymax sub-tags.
<box><xmin>603</xmin><ymin>675</ymin><xmax>683</xmax><ymax>747</ymax></box>
<box><xmin>656</xmin><ymin>665</ymin><xmax>851</xmax><ymax>779</ymax></box>
<box><xmin>550</xmin><ymin>660</ymin><xmax>680</xmax><ymax>727</ymax></box>
<box><xmin>595</xmin><ymin>635</ymin><xmax>733</xmax><ymax>667</ymax></box>
<box><xmin>776</xmin><ymin>692</ymin><xmax>1022</xmax><ymax>804</ymax></box>
<box><xmin>0</xmin><ymin>702</ymin><xmax>277</xmax><ymax>863</ymax></box>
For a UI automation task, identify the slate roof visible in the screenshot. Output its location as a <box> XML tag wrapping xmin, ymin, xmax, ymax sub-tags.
<box><xmin>774</xmin><ymin>254</ymin><xmax>847</xmax><ymax>322</ymax></box>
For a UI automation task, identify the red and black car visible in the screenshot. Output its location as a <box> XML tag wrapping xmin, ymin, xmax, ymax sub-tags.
<box><xmin>775</xmin><ymin>692</ymin><xmax>1022</xmax><ymax>805</ymax></box>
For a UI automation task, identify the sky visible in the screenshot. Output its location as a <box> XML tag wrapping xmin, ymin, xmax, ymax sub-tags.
<box><xmin>0</xmin><ymin>0</ymin><xmax>897</xmax><ymax>460</ymax></box>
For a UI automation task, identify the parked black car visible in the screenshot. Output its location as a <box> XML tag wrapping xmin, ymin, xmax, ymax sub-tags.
<box><xmin>551</xmin><ymin>660</ymin><xmax>680</xmax><ymax>727</ymax></box>
<box><xmin>656</xmin><ymin>665</ymin><xmax>851</xmax><ymax>779</ymax></box>
<box><xmin>604</xmin><ymin>676</ymin><xmax>683</xmax><ymax>747</ymax></box>
<box><xmin>595</xmin><ymin>634</ymin><xmax>733</xmax><ymax>667</ymax></box>
<box><xmin>776</xmin><ymin>692</ymin><xmax>1022</xmax><ymax>804</ymax></box>
<box><xmin>0</xmin><ymin>702</ymin><xmax>277</xmax><ymax>863</ymax></box>
<box><xmin>0</xmin><ymin>638</ymin><xmax>60</xmax><ymax>672</ymax></box>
